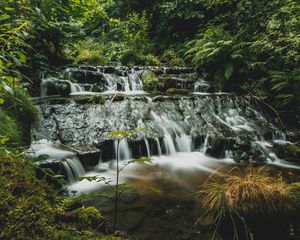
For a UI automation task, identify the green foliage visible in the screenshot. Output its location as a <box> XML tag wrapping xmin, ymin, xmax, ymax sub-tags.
<box><xmin>0</xmin><ymin>86</ymin><xmax>38</xmax><ymax>145</ymax></box>
<box><xmin>73</xmin><ymin>39</ymin><xmax>109</xmax><ymax>65</ymax></box>
<box><xmin>185</xmin><ymin>26</ymin><xmax>235</xmax><ymax>90</ymax></box>
<box><xmin>0</xmin><ymin>109</ymin><xmax>22</xmax><ymax>147</ymax></box>
<box><xmin>109</xmin><ymin>128</ymin><xmax>144</xmax><ymax>141</ymax></box>
<box><xmin>161</xmin><ymin>50</ymin><xmax>185</xmax><ymax>66</ymax></box>
<box><xmin>166</xmin><ymin>88</ymin><xmax>191</xmax><ymax>95</ymax></box>
<box><xmin>269</xmin><ymin>70</ymin><xmax>300</xmax><ymax>108</ymax></box>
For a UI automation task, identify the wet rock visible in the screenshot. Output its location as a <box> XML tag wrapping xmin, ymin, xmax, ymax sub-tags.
<box><xmin>65</xmin><ymin>68</ymin><xmax>106</xmax><ymax>84</ymax></box>
<box><xmin>41</xmin><ymin>78</ymin><xmax>72</xmax><ymax>96</ymax></box>
<box><xmin>274</xmin><ymin>143</ymin><xmax>300</xmax><ymax>163</ymax></box>
<box><xmin>35</xmin><ymin>94</ymin><xmax>277</xmax><ymax>163</ymax></box>
<box><xmin>206</xmin><ymin>137</ymin><xmax>232</xmax><ymax>158</ymax></box>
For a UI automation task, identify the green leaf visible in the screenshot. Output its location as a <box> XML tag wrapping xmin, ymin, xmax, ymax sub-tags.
<box><xmin>224</xmin><ymin>63</ymin><xmax>234</xmax><ymax>80</ymax></box>
<box><xmin>19</xmin><ymin>53</ymin><xmax>26</xmax><ymax>63</ymax></box>
<box><xmin>0</xmin><ymin>98</ymin><xmax>4</xmax><ymax>105</ymax></box>
<box><xmin>4</xmin><ymin>7</ymin><xmax>14</xmax><ymax>11</ymax></box>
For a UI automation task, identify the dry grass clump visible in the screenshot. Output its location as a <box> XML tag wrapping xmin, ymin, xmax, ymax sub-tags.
<box><xmin>198</xmin><ymin>166</ymin><xmax>294</xmax><ymax>215</ymax></box>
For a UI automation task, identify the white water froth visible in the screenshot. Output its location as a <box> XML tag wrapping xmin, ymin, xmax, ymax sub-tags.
<box><xmin>67</xmin><ymin>152</ymin><xmax>234</xmax><ymax>194</ymax></box>
<box><xmin>29</xmin><ymin>139</ymin><xmax>75</xmax><ymax>161</ymax></box>
<box><xmin>29</xmin><ymin>140</ymin><xmax>86</xmax><ymax>183</ymax></box>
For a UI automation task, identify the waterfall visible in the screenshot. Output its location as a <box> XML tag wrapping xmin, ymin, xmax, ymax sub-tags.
<box><xmin>155</xmin><ymin>138</ymin><xmax>162</xmax><ymax>156</ymax></box>
<box><xmin>41</xmin><ymin>78</ymin><xmax>84</xmax><ymax>96</ymax></box>
<box><xmin>61</xmin><ymin>157</ymin><xmax>86</xmax><ymax>183</ymax></box>
<box><xmin>34</xmin><ymin>65</ymin><xmax>300</xmax><ymax>187</ymax></box>
<box><xmin>144</xmin><ymin>139</ymin><xmax>151</xmax><ymax>157</ymax></box>
<box><xmin>114</xmin><ymin>140</ymin><xmax>131</xmax><ymax>160</ymax></box>
<box><xmin>201</xmin><ymin>135</ymin><xmax>209</xmax><ymax>153</ymax></box>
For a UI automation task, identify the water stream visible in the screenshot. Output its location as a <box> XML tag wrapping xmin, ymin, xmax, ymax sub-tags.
<box><xmin>31</xmin><ymin>65</ymin><xmax>300</xmax><ymax>239</ymax></box>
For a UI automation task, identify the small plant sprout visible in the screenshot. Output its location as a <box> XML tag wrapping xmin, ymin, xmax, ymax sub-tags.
<box><xmin>109</xmin><ymin>128</ymin><xmax>152</xmax><ymax>231</ymax></box>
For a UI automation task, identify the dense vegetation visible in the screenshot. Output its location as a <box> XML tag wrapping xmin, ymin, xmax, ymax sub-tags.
<box><xmin>1</xmin><ymin>0</ymin><xmax>299</xmax><ymax>124</ymax></box>
<box><xmin>1</xmin><ymin>0</ymin><xmax>300</xmax><ymax>239</ymax></box>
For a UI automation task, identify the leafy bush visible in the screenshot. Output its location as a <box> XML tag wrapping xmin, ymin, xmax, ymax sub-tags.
<box><xmin>161</xmin><ymin>50</ymin><xmax>185</xmax><ymax>67</ymax></box>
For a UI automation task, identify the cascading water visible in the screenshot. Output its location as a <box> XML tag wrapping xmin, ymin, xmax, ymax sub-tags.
<box><xmin>31</xmin><ymin>65</ymin><xmax>300</xmax><ymax>239</ymax></box>
<box><xmin>41</xmin><ymin>77</ymin><xmax>84</xmax><ymax>97</ymax></box>
<box><xmin>61</xmin><ymin>157</ymin><xmax>86</xmax><ymax>183</ymax></box>
<box><xmin>29</xmin><ymin>140</ymin><xmax>86</xmax><ymax>183</ymax></box>
<box><xmin>33</xmin><ymin>65</ymin><xmax>300</xmax><ymax>189</ymax></box>
<box><xmin>40</xmin><ymin>66</ymin><xmax>201</xmax><ymax>96</ymax></box>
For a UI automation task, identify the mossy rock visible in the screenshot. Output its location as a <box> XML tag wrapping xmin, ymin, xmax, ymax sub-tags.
<box><xmin>205</xmin><ymin>137</ymin><xmax>237</xmax><ymax>159</ymax></box>
<box><xmin>0</xmin><ymin>151</ymin><xmax>57</xmax><ymax>239</ymax></box>
<box><xmin>73</xmin><ymin>207</ymin><xmax>104</xmax><ymax>228</ymax></box>
<box><xmin>140</xmin><ymin>70</ymin><xmax>159</xmax><ymax>93</ymax></box>
<box><xmin>166</xmin><ymin>88</ymin><xmax>190</xmax><ymax>95</ymax></box>
<box><xmin>273</xmin><ymin>143</ymin><xmax>300</xmax><ymax>163</ymax></box>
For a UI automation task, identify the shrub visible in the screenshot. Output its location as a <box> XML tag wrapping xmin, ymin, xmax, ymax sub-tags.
<box><xmin>161</xmin><ymin>50</ymin><xmax>185</xmax><ymax>66</ymax></box>
<box><xmin>75</xmin><ymin>49</ymin><xmax>108</xmax><ymax>65</ymax></box>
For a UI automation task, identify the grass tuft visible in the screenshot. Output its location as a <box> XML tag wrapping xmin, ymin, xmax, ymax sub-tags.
<box><xmin>198</xmin><ymin>166</ymin><xmax>293</xmax><ymax>215</ymax></box>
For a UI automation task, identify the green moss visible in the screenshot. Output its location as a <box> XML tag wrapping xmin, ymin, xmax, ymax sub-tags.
<box><xmin>273</xmin><ymin>144</ymin><xmax>300</xmax><ymax>163</ymax></box>
<box><xmin>166</xmin><ymin>88</ymin><xmax>191</xmax><ymax>95</ymax></box>
<box><xmin>0</xmin><ymin>150</ymin><xmax>121</xmax><ymax>239</ymax></box>
<box><xmin>73</xmin><ymin>207</ymin><xmax>104</xmax><ymax>227</ymax></box>
<box><xmin>0</xmin><ymin>151</ymin><xmax>56</xmax><ymax>239</ymax></box>
<box><xmin>52</xmin><ymin>230</ymin><xmax>122</xmax><ymax>240</ymax></box>
<box><xmin>140</xmin><ymin>71</ymin><xmax>159</xmax><ymax>93</ymax></box>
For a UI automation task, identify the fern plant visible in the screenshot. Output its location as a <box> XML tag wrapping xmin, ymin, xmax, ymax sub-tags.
<box><xmin>269</xmin><ymin>70</ymin><xmax>300</xmax><ymax>107</ymax></box>
<box><xmin>185</xmin><ymin>27</ymin><xmax>236</xmax><ymax>90</ymax></box>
